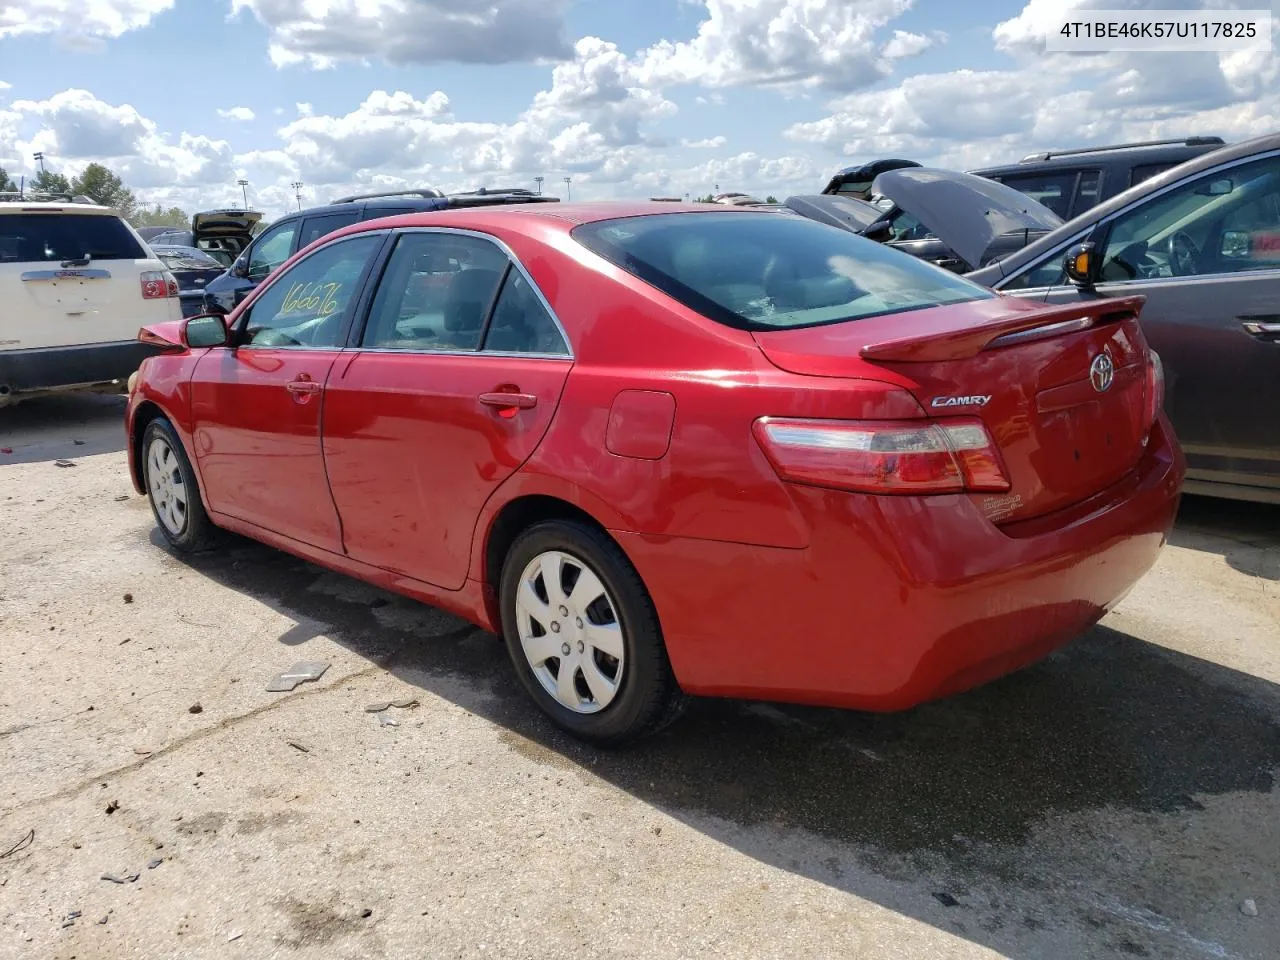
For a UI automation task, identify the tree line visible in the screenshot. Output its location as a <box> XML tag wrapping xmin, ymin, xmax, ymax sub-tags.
<box><xmin>0</xmin><ymin>162</ymin><xmax>190</xmax><ymax>229</ymax></box>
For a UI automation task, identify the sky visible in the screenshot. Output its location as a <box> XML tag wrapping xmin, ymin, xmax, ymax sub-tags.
<box><xmin>0</xmin><ymin>0</ymin><xmax>1277</xmax><ymax>220</ymax></box>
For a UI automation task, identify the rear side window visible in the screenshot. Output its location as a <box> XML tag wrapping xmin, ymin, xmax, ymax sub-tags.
<box><xmin>572</xmin><ymin>212</ymin><xmax>993</xmax><ymax>331</ymax></box>
<box><xmin>1130</xmin><ymin>162</ymin><xmax>1176</xmax><ymax>187</ymax></box>
<box><xmin>0</xmin><ymin>214</ymin><xmax>144</xmax><ymax>263</ymax></box>
<box><xmin>998</xmin><ymin>171</ymin><xmax>1079</xmax><ymax>219</ymax></box>
<box><xmin>297</xmin><ymin>211</ymin><xmax>360</xmax><ymax>249</ymax></box>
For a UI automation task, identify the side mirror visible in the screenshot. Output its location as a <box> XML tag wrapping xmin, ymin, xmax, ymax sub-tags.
<box><xmin>1063</xmin><ymin>241</ymin><xmax>1099</xmax><ymax>286</ymax></box>
<box><xmin>1221</xmin><ymin>230</ymin><xmax>1251</xmax><ymax>259</ymax></box>
<box><xmin>230</xmin><ymin>256</ymin><xmax>250</xmax><ymax>279</ymax></box>
<box><xmin>183</xmin><ymin>314</ymin><xmax>230</xmax><ymax>349</ymax></box>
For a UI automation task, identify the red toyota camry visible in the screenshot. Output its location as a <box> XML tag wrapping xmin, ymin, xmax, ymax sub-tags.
<box><xmin>125</xmin><ymin>202</ymin><xmax>1184</xmax><ymax>744</ymax></box>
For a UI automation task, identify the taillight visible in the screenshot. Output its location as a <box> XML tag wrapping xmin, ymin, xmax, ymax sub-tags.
<box><xmin>140</xmin><ymin>270</ymin><xmax>179</xmax><ymax>300</ymax></box>
<box><xmin>1144</xmin><ymin>350</ymin><xmax>1165</xmax><ymax>430</ymax></box>
<box><xmin>753</xmin><ymin>417</ymin><xmax>1011</xmax><ymax>495</ymax></box>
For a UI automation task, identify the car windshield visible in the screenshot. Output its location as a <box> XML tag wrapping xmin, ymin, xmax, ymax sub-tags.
<box><xmin>0</xmin><ymin>213</ymin><xmax>145</xmax><ymax>262</ymax></box>
<box><xmin>572</xmin><ymin>212</ymin><xmax>993</xmax><ymax>330</ymax></box>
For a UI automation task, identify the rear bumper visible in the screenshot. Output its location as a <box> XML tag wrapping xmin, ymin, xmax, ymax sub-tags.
<box><xmin>0</xmin><ymin>341</ymin><xmax>161</xmax><ymax>400</ymax></box>
<box><xmin>617</xmin><ymin>417</ymin><xmax>1185</xmax><ymax>711</ymax></box>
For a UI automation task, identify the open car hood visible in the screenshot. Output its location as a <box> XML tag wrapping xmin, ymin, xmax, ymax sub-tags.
<box><xmin>870</xmin><ymin>167</ymin><xmax>1064</xmax><ymax>270</ymax></box>
<box><xmin>191</xmin><ymin>208</ymin><xmax>263</xmax><ymax>238</ymax></box>
<box><xmin>782</xmin><ymin>194</ymin><xmax>884</xmax><ymax>233</ymax></box>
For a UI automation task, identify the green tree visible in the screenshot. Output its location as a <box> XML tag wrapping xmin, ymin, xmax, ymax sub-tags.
<box><xmin>31</xmin><ymin>169</ymin><xmax>72</xmax><ymax>195</ymax></box>
<box><xmin>71</xmin><ymin>163</ymin><xmax>136</xmax><ymax>218</ymax></box>
<box><xmin>765</xmin><ymin>195</ymin><xmax>778</xmax><ymax>203</ymax></box>
<box><xmin>0</xmin><ymin>166</ymin><xmax>16</xmax><ymax>192</ymax></box>
<box><xmin>132</xmin><ymin>203</ymin><xmax>191</xmax><ymax>229</ymax></box>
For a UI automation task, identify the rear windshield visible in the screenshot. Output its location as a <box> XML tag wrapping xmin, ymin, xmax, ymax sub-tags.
<box><xmin>0</xmin><ymin>213</ymin><xmax>145</xmax><ymax>263</ymax></box>
<box><xmin>153</xmin><ymin>247</ymin><xmax>224</xmax><ymax>270</ymax></box>
<box><xmin>571</xmin><ymin>212</ymin><xmax>993</xmax><ymax>330</ymax></box>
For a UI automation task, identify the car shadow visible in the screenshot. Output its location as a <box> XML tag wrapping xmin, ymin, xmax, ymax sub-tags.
<box><xmin>162</xmin><ymin>530</ymin><xmax>1280</xmax><ymax>960</ymax></box>
<box><xmin>1169</xmin><ymin>494</ymin><xmax>1280</xmax><ymax>580</ymax></box>
<box><xmin>0</xmin><ymin>393</ymin><xmax>128</xmax><ymax>465</ymax></box>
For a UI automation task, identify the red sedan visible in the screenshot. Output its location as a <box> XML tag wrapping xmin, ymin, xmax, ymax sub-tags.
<box><xmin>125</xmin><ymin>202</ymin><xmax>1184</xmax><ymax>744</ymax></box>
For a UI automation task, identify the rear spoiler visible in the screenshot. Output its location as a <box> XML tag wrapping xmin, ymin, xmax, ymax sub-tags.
<box><xmin>860</xmin><ymin>295</ymin><xmax>1146</xmax><ymax>363</ymax></box>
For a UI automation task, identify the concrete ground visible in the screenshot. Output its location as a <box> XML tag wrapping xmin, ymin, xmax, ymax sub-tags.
<box><xmin>1</xmin><ymin>394</ymin><xmax>1277</xmax><ymax>960</ymax></box>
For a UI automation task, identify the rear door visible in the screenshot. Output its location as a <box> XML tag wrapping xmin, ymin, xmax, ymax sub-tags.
<box><xmin>0</xmin><ymin>208</ymin><xmax>177</xmax><ymax>350</ymax></box>
<box><xmin>1038</xmin><ymin>152</ymin><xmax>1280</xmax><ymax>496</ymax></box>
<box><xmin>322</xmin><ymin>229</ymin><xmax>573</xmax><ymax>589</ymax></box>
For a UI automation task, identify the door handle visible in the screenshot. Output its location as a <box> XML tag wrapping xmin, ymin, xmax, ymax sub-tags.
<box><xmin>286</xmin><ymin>377</ymin><xmax>322</xmax><ymax>396</ymax></box>
<box><xmin>478</xmin><ymin>391</ymin><xmax>537</xmax><ymax>410</ymax></box>
<box><xmin>1239</xmin><ymin>316</ymin><xmax>1280</xmax><ymax>338</ymax></box>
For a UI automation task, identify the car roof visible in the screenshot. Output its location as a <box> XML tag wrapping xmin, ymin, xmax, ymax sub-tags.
<box><xmin>0</xmin><ymin>200</ymin><xmax>117</xmax><ymax>215</ymax></box>
<box><xmin>970</xmin><ymin>137</ymin><xmax>1225</xmax><ymax>177</ymax></box>
<box><xmin>974</xmin><ymin>130</ymin><xmax>1280</xmax><ymax>278</ymax></box>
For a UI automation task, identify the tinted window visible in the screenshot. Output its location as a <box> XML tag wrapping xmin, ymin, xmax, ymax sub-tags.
<box><xmin>1102</xmin><ymin>155</ymin><xmax>1280</xmax><ymax>280</ymax></box>
<box><xmin>153</xmin><ymin>247</ymin><xmax>223</xmax><ymax>270</ymax></box>
<box><xmin>297</xmin><ymin>211</ymin><xmax>360</xmax><ymax>249</ymax></box>
<box><xmin>998</xmin><ymin>171</ymin><xmax>1079</xmax><ymax>219</ymax></box>
<box><xmin>362</xmin><ymin>233</ymin><xmax>509</xmax><ymax>351</ymax></box>
<box><xmin>1074</xmin><ymin>170</ymin><xmax>1103</xmax><ymax>214</ymax></box>
<box><xmin>0</xmin><ymin>214</ymin><xmax>144</xmax><ymax>263</ymax></box>
<box><xmin>365</xmin><ymin>206</ymin><xmax>418</xmax><ymax>219</ymax></box>
<box><xmin>242</xmin><ymin>235</ymin><xmax>380</xmax><ymax>348</ymax></box>
<box><xmin>1130</xmin><ymin>162</ymin><xmax>1176</xmax><ymax>187</ymax></box>
<box><xmin>247</xmin><ymin>220</ymin><xmax>299</xmax><ymax>281</ymax></box>
<box><xmin>573</xmin><ymin>212</ymin><xmax>993</xmax><ymax>331</ymax></box>
<box><xmin>483</xmin><ymin>270</ymin><xmax>570</xmax><ymax>355</ymax></box>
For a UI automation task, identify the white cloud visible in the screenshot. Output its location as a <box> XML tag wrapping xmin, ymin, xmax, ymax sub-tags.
<box><xmin>683</xmin><ymin>136</ymin><xmax>728</xmax><ymax>149</ymax></box>
<box><xmin>12</xmin><ymin>89</ymin><xmax>154</xmax><ymax>157</ymax></box>
<box><xmin>0</xmin><ymin>0</ymin><xmax>173</xmax><ymax>43</ymax></box>
<box><xmin>228</xmin><ymin>0</ymin><xmax>571</xmax><ymax>69</ymax></box>
<box><xmin>217</xmin><ymin>106</ymin><xmax>256</xmax><ymax>122</ymax></box>
<box><xmin>0</xmin><ymin>81</ymin><xmax>10</xmax><ymax>90</ymax></box>
<box><xmin>882</xmin><ymin>29</ymin><xmax>941</xmax><ymax>60</ymax></box>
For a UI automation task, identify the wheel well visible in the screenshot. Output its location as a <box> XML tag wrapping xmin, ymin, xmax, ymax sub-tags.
<box><xmin>130</xmin><ymin>401</ymin><xmax>166</xmax><ymax>488</ymax></box>
<box><xmin>483</xmin><ymin>495</ymin><xmax>609</xmax><ymax>587</ymax></box>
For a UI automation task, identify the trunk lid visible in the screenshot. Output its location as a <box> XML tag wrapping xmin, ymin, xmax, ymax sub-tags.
<box><xmin>753</xmin><ymin>295</ymin><xmax>1153</xmax><ymax>523</ymax></box>
<box><xmin>191</xmin><ymin>208</ymin><xmax>263</xmax><ymax>237</ymax></box>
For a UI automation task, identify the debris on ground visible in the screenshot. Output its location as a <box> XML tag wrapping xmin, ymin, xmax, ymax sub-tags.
<box><xmin>378</xmin><ymin>715</ymin><xmax>399</xmax><ymax>728</ymax></box>
<box><xmin>365</xmin><ymin>702</ymin><xmax>391</xmax><ymax>713</ymax></box>
<box><xmin>391</xmin><ymin>697</ymin><xmax>420</xmax><ymax>709</ymax></box>
<box><xmin>360</xmin><ymin>908</ymin><xmax>373</xmax><ymax>918</ymax></box>
<box><xmin>100</xmin><ymin>872</ymin><xmax>139</xmax><ymax>884</ymax></box>
<box><xmin>188</xmin><ymin>703</ymin><xmax>203</xmax><ymax>714</ymax></box>
<box><xmin>114</xmin><ymin>495</ymin><xmax>130</xmax><ymax>502</ymax></box>
<box><xmin>0</xmin><ymin>447</ymin><xmax>11</xmax><ymax>454</ymax></box>
<box><xmin>932</xmin><ymin>892</ymin><xmax>960</xmax><ymax>907</ymax></box>
<box><xmin>54</xmin><ymin>459</ymin><xmax>76</xmax><ymax>468</ymax></box>
<box><xmin>287</xmin><ymin>741</ymin><xmax>310</xmax><ymax>753</ymax></box>
<box><xmin>73</xmin><ymin>439</ymin><xmax>85</xmax><ymax>445</ymax></box>
<box><xmin>1241</xmin><ymin>898</ymin><xmax>1258</xmax><ymax>917</ymax></box>
<box><xmin>0</xmin><ymin>829</ymin><xmax>34</xmax><ymax>859</ymax></box>
<box><xmin>133</xmin><ymin>748</ymin><xmax>152</xmax><ymax>756</ymax></box>
<box><xmin>97</xmin><ymin>916</ymin><xmax>108</xmax><ymax>925</ymax></box>
<box><xmin>227</xmin><ymin>931</ymin><xmax>243</xmax><ymax>942</ymax></box>
<box><xmin>266</xmin><ymin>661</ymin><xmax>329</xmax><ymax>693</ymax></box>
<box><xmin>104</xmin><ymin>800</ymin><xmax>119</xmax><ymax>815</ymax></box>
<box><xmin>147</xmin><ymin>858</ymin><xmax>163</xmax><ymax>870</ymax></box>
<box><xmin>123</xmin><ymin>593</ymin><xmax>133</xmax><ymax>604</ymax></box>
<box><xmin>367</xmin><ymin>697</ymin><xmax>419</xmax><ymax>713</ymax></box>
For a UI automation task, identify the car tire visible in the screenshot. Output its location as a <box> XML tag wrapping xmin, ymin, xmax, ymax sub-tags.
<box><xmin>499</xmin><ymin>519</ymin><xmax>685</xmax><ymax>746</ymax></box>
<box><xmin>141</xmin><ymin>417</ymin><xmax>218</xmax><ymax>553</ymax></box>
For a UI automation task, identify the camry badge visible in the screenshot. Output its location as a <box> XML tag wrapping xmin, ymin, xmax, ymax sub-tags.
<box><xmin>1090</xmin><ymin>352</ymin><xmax>1115</xmax><ymax>393</ymax></box>
<box><xmin>930</xmin><ymin>395</ymin><xmax>992</xmax><ymax>408</ymax></box>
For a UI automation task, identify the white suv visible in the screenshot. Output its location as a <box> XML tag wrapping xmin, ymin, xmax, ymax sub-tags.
<box><xmin>0</xmin><ymin>193</ymin><xmax>182</xmax><ymax>407</ymax></box>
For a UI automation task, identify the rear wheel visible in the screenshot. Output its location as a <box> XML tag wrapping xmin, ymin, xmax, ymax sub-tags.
<box><xmin>142</xmin><ymin>418</ymin><xmax>217</xmax><ymax>552</ymax></box>
<box><xmin>499</xmin><ymin>519</ymin><xmax>684</xmax><ymax>745</ymax></box>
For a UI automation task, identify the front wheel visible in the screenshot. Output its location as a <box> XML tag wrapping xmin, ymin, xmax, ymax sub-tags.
<box><xmin>499</xmin><ymin>520</ymin><xmax>684</xmax><ymax>745</ymax></box>
<box><xmin>142</xmin><ymin>418</ymin><xmax>218</xmax><ymax>552</ymax></box>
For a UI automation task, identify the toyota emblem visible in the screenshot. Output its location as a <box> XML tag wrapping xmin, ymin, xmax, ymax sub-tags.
<box><xmin>1090</xmin><ymin>352</ymin><xmax>1115</xmax><ymax>393</ymax></box>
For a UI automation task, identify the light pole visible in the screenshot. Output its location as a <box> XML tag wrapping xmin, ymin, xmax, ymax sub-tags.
<box><xmin>534</xmin><ymin>176</ymin><xmax>544</xmax><ymax>195</ymax></box>
<box><xmin>33</xmin><ymin>151</ymin><xmax>45</xmax><ymax>174</ymax></box>
<box><xmin>563</xmin><ymin>176</ymin><xmax>572</xmax><ymax>201</ymax></box>
<box><xmin>237</xmin><ymin>178</ymin><xmax>250</xmax><ymax>209</ymax></box>
<box><xmin>291</xmin><ymin>181</ymin><xmax>304</xmax><ymax>211</ymax></box>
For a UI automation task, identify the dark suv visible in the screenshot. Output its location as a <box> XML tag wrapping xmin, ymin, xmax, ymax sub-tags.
<box><xmin>969</xmin><ymin>137</ymin><xmax>1228</xmax><ymax>221</ymax></box>
<box><xmin>202</xmin><ymin>187</ymin><xmax>558</xmax><ymax>313</ymax></box>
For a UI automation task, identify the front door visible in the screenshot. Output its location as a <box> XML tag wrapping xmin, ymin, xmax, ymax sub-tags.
<box><xmin>190</xmin><ymin>233</ymin><xmax>384</xmax><ymax>551</ymax></box>
<box><xmin>322</xmin><ymin>230</ymin><xmax>573</xmax><ymax>589</ymax></box>
<box><xmin>1039</xmin><ymin>153</ymin><xmax>1280</xmax><ymax>495</ymax></box>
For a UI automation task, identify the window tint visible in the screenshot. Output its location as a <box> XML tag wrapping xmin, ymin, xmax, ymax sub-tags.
<box><xmin>1130</xmin><ymin>162</ymin><xmax>1176</xmax><ymax>187</ymax></box>
<box><xmin>364</xmin><ymin>206</ymin><xmax>418</xmax><ymax>220</ymax></box>
<box><xmin>1074</xmin><ymin>170</ymin><xmax>1103</xmax><ymax>214</ymax></box>
<box><xmin>999</xmin><ymin>171</ymin><xmax>1078</xmax><ymax>219</ymax></box>
<box><xmin>0</xmin><ymin>214</ymin><xmax>144</xmax><ymax>263</ymax></box>
<box><xmin>361</xmin><ymin>233</ymin><xmax>509</xmax><ymax>351</ymax></box>
<box><xmin>247</xmin><ymin>220</ymin><xmax>299</xmax><ymax>281</ymax></box>
<box><xmin>573</xmin><ymin>212</ymin><xmax>993</xmax><ymax>331</ymax></box>
<box><xmin>154</xmin><ymin>247</ymin><xmax>223</xmax><ymax>270</ymax></box>
<box><xmin>242</xmin><ymin>235</ymin><xmax>380</xmax><ymax>349</ymax></box>
<box><xmin>297</xmin><ymin>211</ymin><xmax>360</xmax><ymax>250</ymax></box>
<box><xmin>1001</xmin><ymin>256</ymin><xmax>1067</xmax><ymax>291</ymax></box>
<box><xmin>483</xmin><ymin>270</ymin><xmax>569</xmax><ymax>355</ymax></box>
<box><xmin>1101</xmin><ymin>156</ymin><xmax>1280</xmax><ymax>282</ymax></box>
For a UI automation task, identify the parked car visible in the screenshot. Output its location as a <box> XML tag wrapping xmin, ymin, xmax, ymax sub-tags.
<box><xmin>969</xmin><ymin>136</ymin><xmax>1227</xmax><ymax>220</ymax></box>
<box><xmin>782</xmin><ymin>168</ymin><xmax>1064</xmax><ymax>273</ymax></box>
<box><xmin>967</xmin><ymin>130</ymin><xmax>1280</xmax><ymax>505</ymax></box>
<box><xmin>149</xmin><ymin>208</ymin><xmax>262</xmax><ymax>268</ymax></box>
<box><xmin>201</xmin><ymin>188</ymin><xmax>559</xmax><ymax>314</ymax></box>
<box><xmin>820</xmin><ymin>158</ymin><xmax>921</xmax><ymax>199</ymax></box>
<box><xmin>125</xmin><ymin>201</ymin><xmax>1182</xmax><ymax>743</ymax></box>
<box><xmin>0</xmin><ymin>191</ymin><xmax>180</xmax><ymax>407</ymax></box>
<box><xmin>150</xmin><ymin>245</ymin><xmax>227</xmax><ymax>318</ymax></box>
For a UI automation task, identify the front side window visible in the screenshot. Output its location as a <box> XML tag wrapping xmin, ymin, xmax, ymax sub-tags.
<box><xmin>1100</xmin><ymin>155</ymin><xmax>1280</xmax><ymax>282</ymax></box>
<box><xmin>241</xmin><ymin>235</ymin><xmax>380</xmax><ymax>348</ymax></box>
<box><xmin>247</xmin><ymin>220</ymin><xmax>299</xmax><ymax>281</ymax></box>
<box><xmin>573</xmin><ymin>212</ymin><xmax>993</xmax><ymax>331</ymax></box>
<box><xmin>362</xmin><ymin>233</ymin><xmax>509</xmax><ymax>351</ymax></box>
<box><xmin>0</xmin><ymin>214</ymin><xmax>145</xmax><ymax>263</ymax></box>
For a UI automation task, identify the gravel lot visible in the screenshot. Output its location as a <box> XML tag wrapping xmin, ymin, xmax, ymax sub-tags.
<box><xmin>1</xmin><ymin>394</ymin><xmax>1277</xmax><ymax>960</ymax></box>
